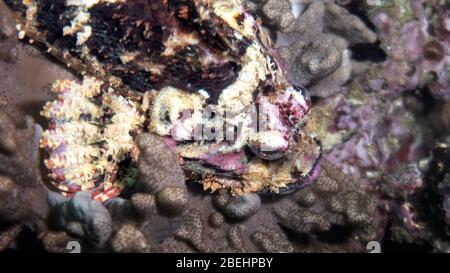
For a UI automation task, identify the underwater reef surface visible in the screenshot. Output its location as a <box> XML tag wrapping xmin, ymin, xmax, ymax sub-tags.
<box><xmin>0</xmin><ymin>0</ymin><xmax>449</xmax><ymax>253</ymax></box>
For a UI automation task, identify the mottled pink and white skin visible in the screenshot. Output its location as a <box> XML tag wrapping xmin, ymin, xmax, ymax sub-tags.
<box><xmin>249</xmin><ymin>86</ymin><xmax>311</xmax><ymax>160</ymax></box>
<box><xmin>139</xmin><ymin>1</ymin><xmax>321</xmax><ymax>194</ymax></box>
<box><xmin>163</xmin><ymin>83</ymin><xmax>321</xmax><ymax>194</ymax></box>
<box><xmin>10</xmin><ymin>0</ymin><xmax>321</xmax><ymax>196</ymax></box>
<box><xmin>370</xmin><ymin>1</ymin><xmax>449</xmax><ymax>100</ymax></box>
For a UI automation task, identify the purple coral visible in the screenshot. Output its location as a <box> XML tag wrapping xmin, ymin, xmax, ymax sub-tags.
<box><xmin>366</xmin><ymin>0</ymin><xmax>450</xmax><ymax>100</ymax></box>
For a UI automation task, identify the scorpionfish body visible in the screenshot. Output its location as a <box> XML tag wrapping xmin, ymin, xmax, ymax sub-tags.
<box><xmin>5</xmin><ymin>0</ymin><xmax>322</xmax><ymax>200</ymax></box>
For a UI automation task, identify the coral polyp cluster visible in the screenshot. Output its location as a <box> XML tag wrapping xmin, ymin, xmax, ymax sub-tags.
<box><xmin>40</xmin><ymin>77</ymin><xmax>145</xmax><ymax>201</ymax></box>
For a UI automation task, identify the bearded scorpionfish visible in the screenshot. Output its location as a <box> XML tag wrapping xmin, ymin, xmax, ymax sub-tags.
<box><xmin>5</xmin><ymin>0</ymin><xmax>322</xmax><ymax>201</ymax></box>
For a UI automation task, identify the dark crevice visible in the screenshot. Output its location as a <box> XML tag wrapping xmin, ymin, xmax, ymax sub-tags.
<box><xmin>344</xmin><ymin>1</ymin><xmax>378</xmax><ymax>33</ymax></box>
<box><xmin>342</xmin><ymin>1</ymin><xmax>388</xmax><ymax>63</ymax></box>
<box><xmin>279</xmin><ymin>225</ymin><xmax>311</xmax><ymax>246</ymax></box>
<box><xmin>349</xmin><ymin>41</ymin><xmax>387</xmax><ymax>62</ymax></box>
<box><xmin>403</xmin><ymin>87</ymin><xmax>436</xmax><ymax>116</ymax></box>
<box><xmin>381</xmin><ymin>222</ymin><xmax>433</xmax><ymax>253</ymax></box>
<box><xmin>4</xmin><ymin>227</ymin><xmax>47</xmax><ymax>253</ymax></box>
<box><xmin>315</xmin><ymin>225</ymin><xmax>353</xmax><ymax>244</ymax></box>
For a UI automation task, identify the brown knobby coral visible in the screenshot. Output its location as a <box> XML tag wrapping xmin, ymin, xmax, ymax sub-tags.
<box><xmin>175</xmin><ymin>208</ymin><xmax>208</xmax><ymax>252</ymax></box>
<box><xmin>136</xmin><ymin>133</ymin><xmax>189</xmax><ymax>217</ymax></box>
<box><xmin>136</xmin><ymin>134</ymin><xmax>186</xmax><ymax>194</ymax></box>
<box><xmin>111</xmin><ymin>224</ymin><xmax>149</xmax><ymax>253</ymax></box>
<box><xmin>251</xmin><ymin>229</ymin><xmax>294</xmax><ymax>253</ymax></box>
<box><xmin>0</xmin><ymin>109</ymin><xmax>49</xmax><ymax>250</ymax></box>
<box><xmin>273</xmin><ymin>160</ymin><xmax>380</xmax><ymax>251</ymax></box>
<box><xmin>246</xmin><ymin>0</ymin><xmax>377</xmax><ymax>97</ymax></box>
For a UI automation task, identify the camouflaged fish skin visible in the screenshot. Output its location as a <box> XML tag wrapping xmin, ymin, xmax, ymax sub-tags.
<box><xmin>6</xmin><ymin>0</ymin><xmax>322</xmax><ymax>196</ymax></box>
<box><xmin>6</xmin><ymin>0</ymin><xmax>282</xmax><ymax>103</ymax></box>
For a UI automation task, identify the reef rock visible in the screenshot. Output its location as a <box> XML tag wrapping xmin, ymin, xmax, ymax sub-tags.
<box><xmin>49</xmin><ymin>191</ymin><xmax>113</xmax><ymax>248</ymax></box>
